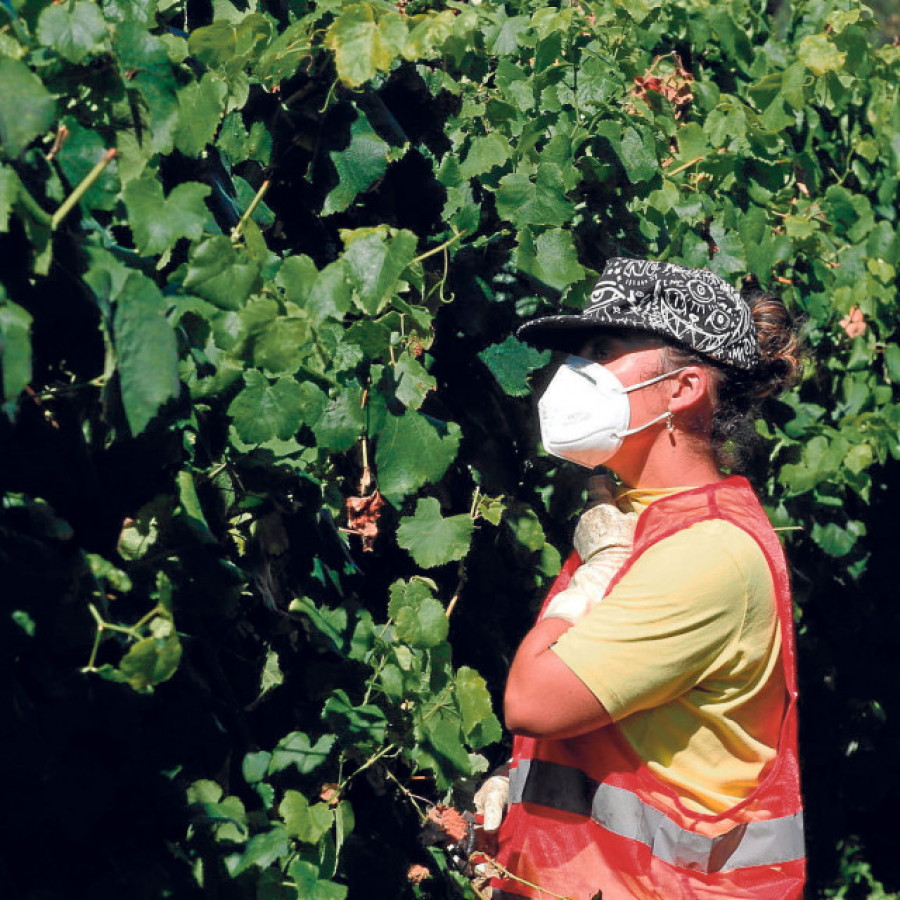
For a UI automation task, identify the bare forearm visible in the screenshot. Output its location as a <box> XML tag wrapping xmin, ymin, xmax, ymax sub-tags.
<box><xmin>504</xmin><ymin>618</ymin><xmax>611</xmax><ymax>739</ymax></box>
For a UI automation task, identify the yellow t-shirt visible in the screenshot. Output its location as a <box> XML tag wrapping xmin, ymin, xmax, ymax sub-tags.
<box><xmin>551</xmin><ymin>486</ymin><xmax>786</xmax><ymax>814</ymax></box>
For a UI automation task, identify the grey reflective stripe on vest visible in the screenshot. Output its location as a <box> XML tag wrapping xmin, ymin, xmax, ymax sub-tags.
<box><xmin>509</xmin><ymin>759</ymin><xmax>804</xmax><ymax>874</ymax></box>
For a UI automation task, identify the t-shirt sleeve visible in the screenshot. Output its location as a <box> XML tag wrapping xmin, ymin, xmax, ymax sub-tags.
<box><xmin>551</xmin><ymin>520</ymin><xmax>765</xmax><ymax>721</ymax></box>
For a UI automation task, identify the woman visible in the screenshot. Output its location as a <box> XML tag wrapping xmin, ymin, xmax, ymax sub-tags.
<box><xmin>484</xmin><ymin>259</ymin><xmax>805</xmax><ymax>899</ymax></box>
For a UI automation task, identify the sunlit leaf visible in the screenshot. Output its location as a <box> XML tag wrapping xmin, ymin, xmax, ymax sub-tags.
<box><xmin>478</xmin><ymin>335</ymin><xmax>549</xmax><ymax>397</ymax></box>
<box><xmin>323</xmin><ymin>110</ymin><xmax>393</xmax><ymax>215</ymax></box>
<box><xmin>37</xmin><ymin>1</ymin><xmax>108</xmax><ymax>64</ymax></box>
<box><xmin>388</xmin><ymin>577</ymin><xmax>449</xmax><ymax>647</ymax></box>
<box><xmin>0</xmin><ymin>58</ymin><xmax>56</xmax><ymax>159</ymax></box>
<box><xmin>123</xmin><ymin>177</ymin><xmax>211</xmax><ymax>256</ymax></box>
<box><xmin>396</xmin><ymin>497</ymin><xmax>474</xmax><ymax>569</ymax></box>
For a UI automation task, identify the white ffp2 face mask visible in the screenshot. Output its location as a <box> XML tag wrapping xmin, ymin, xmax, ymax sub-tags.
<box><xmin>538</xmin><ymin>356</ymin><xmax>686</xmax><ymax>469</ymax></box>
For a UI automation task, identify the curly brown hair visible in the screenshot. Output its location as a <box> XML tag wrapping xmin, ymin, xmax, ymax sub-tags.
<box><xmin>662</xmin><ymin>289</ymin><xmax>806</xmax><ymax>473</ymax></box>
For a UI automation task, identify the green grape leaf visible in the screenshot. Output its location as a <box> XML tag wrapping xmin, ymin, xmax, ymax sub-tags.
<box><xmin>228</xmin><ymin>370</ymin><xmax>317</xmax><ymax>443</ymax></box>
<box><xmin>323</xmin><ymin>110</ymin><xmax>393</xmax><ymax>215</ymax></box>
<box><xmin>12</xmin><ymin>610</ymin><xmax>36</xmax><ymax>637</ymax></box>
<box><xmin>37</xmin><ymin>1</ymin><xmax>108</xmax><ymax>64</ymax></box>
<box><xmin>459</xmin><ymin>133</ymin><xmax>510</xmax><ymax>179</ymax></box>
<box><xmin>187</xmin><ymin>779</ymin><xmax>222</xmax><ymax>805</ymax></box>
<box><xmin>258</xmin><ymin>647</ymin><xmax>284</xmax><ymax>700</ymax></box>
<box><xmin>0</xmin><ymin>299</ymin><xmax>33</xmax><ymax>408</ymax></box>
<box><xmin>845</xmin><ymin>443</ymin><xmax>874</xmax><ymax>475</ymax></box>
<box><xmin>375</xmin><ymin>411</ymin><xmax>461</xmax><ymax>503</ymax></box>
<box><xmin>256</xmin><ymin>19</ymin><xmax>314</xmax><ymax>83</ymax></box>
<box><xmin>253</xmin><ymin>316</ymin><xmax>311</xmax><ymax>375</ymax></box>
<box><xmin>514</xmin><ymin>227</ymin><xmax>586</xmax><ymax>293</ymax></box>
<box><xmin>211</xmin><ymin>796</ymin><xmax>249</xmax><ymax>844</ymax></box>
<box><xmin>883</xmin><ymin>344</ymin><xmax>900</xmax><ymax>382</ymax></box>
<box><xmin>242</xmin><ymin>751</ymin><xmax>272</xmax><ymax>785</ymax></box>
<box><xmin>416</xmin><ymin>701</ymin><xmax>471</xmax><ymax>776</ymax></box>
<box><xmin>279</xmin><ymin>791</ymin><xmax>333</xmax><ymax>844</ymax></box>
<box><xmin>112</xmin><ymin>272</ymin><xmax>180</xmax><ymax>436</ymax></box>
<box><xmin>181</xmin><ymin>236</ymin><xmax>260</xmax><ymax>310</ymax></box>
<box><xmin>348</xmin><ymin>611</ymin><xmax>377</xmax><ymax>663</ymax></box>
<box><xmin>116</xmin><ymin>631</ymin><xmax>183</xmax><ymax>692</ymax></box>
<box><xmin>393</xmin><ymin>352</ymin><xmax>435</xmax><ymax>409</ymax></box>
<box><xmin>288</xmin><ymin>860</ymin><xmax>348</xmax><ymax>900</ymax></box>
<box><xmin>708</xmin><ymin>221</ymin><xmax>746</xmax><ymax>276</ymax></box>
<box><xmin>475</xmin><ymin>494</ymin><xmax>505</xmax><ymax>526</ymax></box>
<box><xmin>123</xmin><ymin>177</ymin><xmax>211</xmax><ymax>256</ymax></box>
<box><xmin>317</xmin><ymin>264</ymin><xmax>357</xmax><ymax>325</ymax></box>
<box><xmin>289</xmin><ymin>596</ymin><xmax>349</xmax><ymax>654</ymax></box>
<box><xmin>322</xmin><ymin>689</ymin><xmax>388</xmax><ymax>746</ymax></box>
<box><xmin>217</xmin><ymin>113</ymin><xmax>271</xmax><ymax>166</ymax></box>
<box><xmin>174</xmin><ymin>74</ymin><xmax>228</xmax><ymax>157</ymax></box>
<box><xmin>269</xmin><ymin>732</ymin><xmax>336</xmax><ymax>776</ymax></box>
<box><xmin>495</xmin><ymin>164</ymin><xmax>575</xmax><ymax>227</ymax></box>
<box><xmin>187</xmin><ymin>782</ymin><xmax>248</xmax><ymax>844</ymax></box>
<box><xmin>283</xmin><ymin>258</ymin><xmax>353</xmax><ymax>325</ymax></box>
<box><xmin>455</xmin><ymin>666</ymin><xmax>502</xmax><ymax>747</ymax></box>
<box><xmin>675</xmin><ymin>122</ymin><xmax>709</xmax><ymax>162</ymax></box>
<box><xmin>341</xmin><ymin>227</ymin><xmax>418</xmax><ymax>316</ymax></box>
<box><xmin>0</xmin><ymin>58</ymin><xmax>57</xmax><ymax>160</ymax></box>
<box><xmin>811</xmin><ymin>519</ymin><xmax>864</xmax><ymax>557</ymax></box>
<box><xmin>227</xmin><ymin>826</ymin><xmax>289</xmax><ymax>877</ymax></box>
<box><xmin>596</xmin><ymin>121</ymin><xmax>657</xmax><ymax>184</ymax></box>
<box><xmin>312</xmin><ymin>386</ymin><xmax>365</xmax><ymax>452</ymax></box>
<box><xmin>114</xmin><ymin>23</ymin><xmax>180</xmax><ymax>154</ymax></box>
<box><xmin>188</xmin><ymin>22</ymin><xmax>237</xmax><ymax>69</ymax></box>
<box><xmin>325</xmin><ymin>3</ymin><xmax>407</xmax><ymax>88</ymax></box>
<box><xmin>388</xmin><ymin>577</ymin><xmax>449</xmax><ymax>648</ymax></box>
<box><xmin>507</xmin><ymin>508</ymin><xmax>546</xmax><ymax>551</ymax></box>
<box><xmin>0</xmin><ymin>166</ymin><xmax>17</xmax><ymax>232</ymax></box>
<box><xmin>798</xmin><ymin>35</ymin><xmax>847</xmax><ymax>76</ymax></box>
<box><xmin>478</xmin><ymin>335</ymin><xmax>549</xmax><ymax>397</ymax></box>
<box><xmin>276</xmin><ymin>254</ymin><xmax>318</xmax><ymax>304</ymax></box>
<box><xmin>396</xmin><ymin>497</ymin><xmax>474</xmax><ymax>569</ymax></box>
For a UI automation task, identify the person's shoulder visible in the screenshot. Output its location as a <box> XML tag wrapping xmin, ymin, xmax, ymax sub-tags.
<box><xmin>633</xmin><ymin>518</ymin><xmax>770</xmax><ymax>599</ymax></box>
<box><xmin>659</xmin><ymin>516</ymin><xmax>767</xmax><ymax>568</ymax></box>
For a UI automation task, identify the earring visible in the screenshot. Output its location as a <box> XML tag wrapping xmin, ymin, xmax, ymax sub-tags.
<box><xmin>666</xmin><ymin>412</ymin><xmax>675</xmax><ymax>433</ymax></box>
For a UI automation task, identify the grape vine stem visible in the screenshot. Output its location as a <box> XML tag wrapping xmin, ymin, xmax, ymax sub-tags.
<box><xmin>51</xmin><ymin>149</ymin><xmax>117</xmax><ymax>231</ymax></box>
<box><xmin>232</xmin><ymin>179</ymin><xmax>272</xmax><ymax>240</ymax></box>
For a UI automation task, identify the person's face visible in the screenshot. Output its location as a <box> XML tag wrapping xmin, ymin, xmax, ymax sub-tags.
<box><xmin>576</xmin><ymin>329</ymin><xmax>674</xmax><ymax>472</ymax></box>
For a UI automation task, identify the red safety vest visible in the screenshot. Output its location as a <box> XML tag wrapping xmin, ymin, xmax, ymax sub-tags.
<box><xmin>493</xmin><ymin>477</ymin><xmax>805</xmax><ymax>900</ymax></box>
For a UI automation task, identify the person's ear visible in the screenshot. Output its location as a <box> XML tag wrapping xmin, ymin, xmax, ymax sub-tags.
<box><xmin>667</xmin><ymin>366</ymin><xmax>711</xmax><ymax>414</ymax></box>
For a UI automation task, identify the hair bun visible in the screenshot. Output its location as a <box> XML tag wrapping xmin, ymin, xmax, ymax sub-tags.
<box><xmin>743</xmin><ymin>289</ymin><xmax>804</xmax><ymax>399</ymax></box>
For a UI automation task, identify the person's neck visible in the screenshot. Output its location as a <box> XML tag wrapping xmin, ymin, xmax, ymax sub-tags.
<box><xmin>614</xmin><ymin>434</ymin><xmax>724</xmax><ymax>490</ymax></box>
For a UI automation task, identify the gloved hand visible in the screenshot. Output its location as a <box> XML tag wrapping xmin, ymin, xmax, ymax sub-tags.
<box><xmin>573</xmin><ymin>474</ymin><xmax>637</xmax><ymax>562</ymax></box>
<box><xmin>542</xmin><ymin>476</ymin><xmax>637</xmax><ymax>624</ymax></box>
<box><xmin>473</xmin><ymin>762</ymin><xmax>510</xmax><ymax>833</ymax></box>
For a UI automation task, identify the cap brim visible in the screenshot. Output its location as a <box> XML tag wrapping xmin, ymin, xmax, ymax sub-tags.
<box><xmin>516</xmin><ymin>315</ymin><xmax>642</xmax><ymax>354</ymax></box>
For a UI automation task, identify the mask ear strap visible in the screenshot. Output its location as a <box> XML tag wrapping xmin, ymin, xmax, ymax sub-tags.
<box><xmin>622</xmin><ymin>366</ymin><xmax>689</xmax><ymax>393</ymax></box>
<box><xmin>616</xmin><ymin>410</ymin><xmax>673</xmax><ymax>438</ymax></box>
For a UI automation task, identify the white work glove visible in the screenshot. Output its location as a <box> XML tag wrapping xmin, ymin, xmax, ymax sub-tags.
<box><xmin>473</xmin><ymin>762</ymin><xmax>510</xmax><ymax>833</ymax></box>
<box><xmin>542</xmin><ymin>476</ymin><xmax>637</xmax><ymax>624</ymax></box>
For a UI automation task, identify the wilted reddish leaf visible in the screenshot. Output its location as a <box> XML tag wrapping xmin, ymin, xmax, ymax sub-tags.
<box><xmin>632</xmin><ymin>55</ymin><xmax>694</xmax><ymax>118</ymax></box>
<box><xmin>840</xmin><ymin>307</ymin><xmax>867</xmax><ymax>339</ymax></box>
<box><xmin>426</xmin><ymin>804</ymin><xmax>469</xmax><ymax>844</ymax></box>
<box><xmin>344</xmin><ymin>490</ymin><xmax>385</xmax><ymax>551</ymax></box>
<box><xmin>407</xmin><ymin>863</ymin><xmax>430</xmax><ymax>884</ymax></box>
<box><xmin>319</xmin><ymin>783</ymin><xmax>340</xmax><ymax>806</ymax></box>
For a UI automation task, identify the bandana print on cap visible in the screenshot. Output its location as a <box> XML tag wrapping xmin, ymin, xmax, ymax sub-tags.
<box><xmin>586</xmin><ymin>259</ymin><xmax>758</xmax><ymax>369</ymax></box>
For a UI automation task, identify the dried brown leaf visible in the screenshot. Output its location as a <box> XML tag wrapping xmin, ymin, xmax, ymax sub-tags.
<box><xmin>344</xmin><ymin>489</ymin><xmax>385</xmax><ymax>551</ymax></box>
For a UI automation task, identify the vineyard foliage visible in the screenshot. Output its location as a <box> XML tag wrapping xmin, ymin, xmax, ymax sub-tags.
<box><xmin>2</xmin><ymin>0</ymin><xmax>900</xmax><ymax>895</ymax></box>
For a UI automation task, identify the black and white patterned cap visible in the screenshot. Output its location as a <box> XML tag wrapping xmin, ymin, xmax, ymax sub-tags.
<box><xmin>517</xmin><ymin>258</ymin><xmax>760</xmax><ymax>370</ymax></box>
